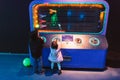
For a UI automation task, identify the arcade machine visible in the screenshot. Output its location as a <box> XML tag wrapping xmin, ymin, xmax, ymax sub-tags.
<box><xmin>29</xmin><ymin>0</ymin><xmax>109</xmax><ymax>69</ymax></box>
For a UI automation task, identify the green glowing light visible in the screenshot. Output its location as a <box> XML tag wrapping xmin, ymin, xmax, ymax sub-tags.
<box><xmin>51</xmin><ymin>13</ymin><xmax>58</xmax><ymax>27</ymax></box>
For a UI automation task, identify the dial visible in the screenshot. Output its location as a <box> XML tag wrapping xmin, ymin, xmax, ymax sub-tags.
<box><xmin>41</xmin><ymin>36</ymin><xmax>47</xmax><ymax>43</ymax></box>
<box><xmin>89</xmin><ymin>37</ymin><xmax>100</xmax><ymax>46</ymax></box>
<box><xmin>75</xmin><ymin>38</ymin><xmax>82</xmax><ymax>44</ymax></box>
<box><xmin>52</xmin><ymin>37</ymin><xmax>61</xmax><ymax>42</ymax></box>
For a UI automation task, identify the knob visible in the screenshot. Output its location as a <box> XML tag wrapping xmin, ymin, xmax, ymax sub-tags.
<box><xmin>89</xmin><ymin>37</ymin><xmax>100</xmax><ymax>46</ymax></box>
<box><xmin>52</xmin><ymin>37</ymin><xmax>61</xmax><ymax>42</ymax></box>
<box><xmin>41</xmin><ymin>36</ymin><xmax>47</xmax><ymax>43</ymax></box>
<box><xmin>75</xmin><ymin>38</ymin><xmax>82</xmax><ymax>44</ymax></box>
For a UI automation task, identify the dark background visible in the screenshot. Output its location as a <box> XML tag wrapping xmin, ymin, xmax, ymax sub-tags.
<box><xmin>0</xmin><ymin>0</ymin><xmax>31</xmax><ymax>53</ymax></box>
<box><xmin>0</xmin><ymin>0</ymin><xmax>119</xmax><ymax>54</ymax></box>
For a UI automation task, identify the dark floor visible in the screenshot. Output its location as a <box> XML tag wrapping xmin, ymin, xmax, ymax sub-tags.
<box><xmin>0</xmin><ymin>52</ymin><xmax>120</xmax><ymax>80</ymax></box>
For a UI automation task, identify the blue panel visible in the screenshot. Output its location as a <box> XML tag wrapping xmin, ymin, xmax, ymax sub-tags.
<box><xmin>42</xmin><ymin>48</ymin><xmax>108</xmax><ymax>69</ymax></box>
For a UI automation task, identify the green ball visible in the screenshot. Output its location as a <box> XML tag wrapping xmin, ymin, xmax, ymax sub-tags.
<box><xmin>23</xmin><ymin>58</ymin><xmax>31</xmax><ymax>67</ymax></box>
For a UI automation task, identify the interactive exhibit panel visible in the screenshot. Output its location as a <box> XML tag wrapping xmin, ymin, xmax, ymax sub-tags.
<box><xmin>29</xmin><ymin>0</ymin><xmax>109</xmax><ymax>69</ymax></box>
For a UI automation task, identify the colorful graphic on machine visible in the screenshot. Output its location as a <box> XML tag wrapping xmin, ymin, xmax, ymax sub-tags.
<box><xmin>37</xmin><ymin>6</ymin><xmax>104</xmax><ymax>32</ymax></box>
<box><xmin>39</xmin><ymin>14</ymin><xmax>47</xmax><ymax>28</ymax></box>
<box><xmin>39</xmin><ymin>9</ymin><xmax>62</xmax><ymax>30</ymax></box>
<box><xmin>49</xmin><ymin>9</ymin><xmax>58</xmax><ymax>28</ymax></box>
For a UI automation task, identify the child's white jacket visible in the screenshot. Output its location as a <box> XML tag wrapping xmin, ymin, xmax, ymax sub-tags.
<box><xmin>48</xmin><ymin>43</ymin><xmax>63</xmax><ymax>63</ymax></box>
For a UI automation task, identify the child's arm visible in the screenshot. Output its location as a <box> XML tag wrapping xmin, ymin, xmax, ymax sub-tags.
<box><xmin>56</xmin><ymin>42</ymin><xmax>61</xmax><ymax>53</ymax></box>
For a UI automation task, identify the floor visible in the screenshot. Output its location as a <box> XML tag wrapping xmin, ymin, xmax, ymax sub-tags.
<box><xmin>0</xmin><ymin>53</ymin><xmax>120</xmax><ymax>80</ymax></box>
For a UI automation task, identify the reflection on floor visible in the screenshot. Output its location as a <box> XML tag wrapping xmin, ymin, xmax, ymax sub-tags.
<box><xmin>0</xmin><ymin>53</ymin><xmax>120</xmax><ymax>80</ymax></box>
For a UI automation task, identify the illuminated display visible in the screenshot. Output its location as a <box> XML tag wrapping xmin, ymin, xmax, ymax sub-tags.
<box><xmin>33</xmin><ymin>4</ymin><xmax>105</xmax><ymax>33</ymax></box>
<box><xmin>62</xmin><ymin>35</ymin><xmax>73</xmax><ymax>41</ymax></box>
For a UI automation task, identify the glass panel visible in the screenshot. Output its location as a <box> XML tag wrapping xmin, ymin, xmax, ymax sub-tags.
<box><xmin>33</xmin><ymin>4</ymin><xmax>105</xmax><ymax>33</ymax></box>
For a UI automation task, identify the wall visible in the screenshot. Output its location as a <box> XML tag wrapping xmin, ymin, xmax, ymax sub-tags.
<box><xmin>106</xmin><ymin>0</ymin><xmax>120</xmax><ymax>53</ymax></box>
<box><xmin>0</xmin><ymin>0</ymin><xmax>31</xmax><ymax>53</ymax></box>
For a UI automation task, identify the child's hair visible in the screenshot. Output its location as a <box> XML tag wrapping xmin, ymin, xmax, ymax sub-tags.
<box><xmin>51</xmin><ymin>41</ymin><xmax>58</xmax><ymax>49</ymax></box>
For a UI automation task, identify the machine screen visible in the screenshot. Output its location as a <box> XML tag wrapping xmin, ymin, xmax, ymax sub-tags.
<box><xmin>62</xmin><ymin>35</ymin><xmax>73</xmax><ymax>41</ymax></box>
<box><xmin>33</xmin><ymin>4</ymin><xmax>105</xmax><ymax>33</ymax></box>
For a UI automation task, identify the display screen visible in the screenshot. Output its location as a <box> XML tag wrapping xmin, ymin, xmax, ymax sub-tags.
<box><xmin>33</xmin><ymin>4</ymin><xmax>105</xmax><ymax>33</ymax></box>
<box><xmin>62</xmin><ymin>35</ymin><xmax>73</xmax><ymax>41</ymax></box>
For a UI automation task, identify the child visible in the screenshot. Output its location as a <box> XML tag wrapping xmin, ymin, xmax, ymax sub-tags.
<box><xmin>29</xmin><ymin>29</ymin><xmax>44</xmax><ymax>74</ymax></box>
<box><xmin>48</xmin><ymin>40</ymin><xmax>63</xmax><ymax>75</ymax></box>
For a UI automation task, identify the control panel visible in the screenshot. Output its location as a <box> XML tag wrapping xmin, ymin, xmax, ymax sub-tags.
<box><xmin>38</xmin><ymin>32</ymin><xmax>108</xmax><ymax>49</ymax></box>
